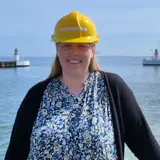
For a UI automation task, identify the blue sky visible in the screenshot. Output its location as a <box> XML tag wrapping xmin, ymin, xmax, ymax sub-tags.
<box><xmin>0</xmin><ymin>0</ymin><xmax>160</xmax><ymax>57</ymax></box>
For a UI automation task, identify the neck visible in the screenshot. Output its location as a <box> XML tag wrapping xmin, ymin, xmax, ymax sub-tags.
<box><xmin>60</xmin><ymin>71</ymin><xmax>90</xmax><ymax>90</ymax></box>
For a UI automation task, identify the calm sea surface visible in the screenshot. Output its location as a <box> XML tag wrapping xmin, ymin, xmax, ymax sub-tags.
<box><xmin>0</xmin><ymin>56</ymin><xmax>160</xmax><ymax>160</ymax></box>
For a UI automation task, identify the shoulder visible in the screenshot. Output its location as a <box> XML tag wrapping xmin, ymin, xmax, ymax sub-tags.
<box><xmin>104</xmin><ymin>71</ymin><xmax>123</xmax><ymax>81</ymax></box>
<box><xmin>99</xmin><ymin>70</ymin><xmax>133</xmax><ymax>95</ymax></box>
<box><xmin>25</xmin><ymin>78</ymin><xmax>52</xmax><ymax>99</ymax></box>
<box><xmin>99</xmin><ymin>71</ymin><xmax>127</xmax><ymax>87</ymax></box>
<box><xmin>16</xmin><ymin>78</ymin><xmax>53</xmax><ymax>114</ymax></box>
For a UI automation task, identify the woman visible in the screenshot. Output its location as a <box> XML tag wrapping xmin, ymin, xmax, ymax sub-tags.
<box><xmin>5</xmin><ymin>11</ymin><xmax>160</xmax><ymax>160</ymax></box>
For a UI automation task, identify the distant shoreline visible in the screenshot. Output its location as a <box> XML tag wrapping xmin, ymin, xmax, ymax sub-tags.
<box><xmin>0</xmin><ymin>55</ymin><xmax>151</xmax><ymax>59</ymax></box>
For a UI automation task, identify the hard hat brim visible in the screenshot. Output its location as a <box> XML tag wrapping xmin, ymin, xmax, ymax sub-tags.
<box><xmin>52</xmin><ymin>35</ymin><xmax>99</xmax><ymax>44</ymax></box>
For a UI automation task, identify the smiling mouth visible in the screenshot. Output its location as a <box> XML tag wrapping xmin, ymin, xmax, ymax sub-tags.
<box><xmin>68</xmin><ymin>60</ymin><xmax>82</xmax><ymax>64</ymax></box>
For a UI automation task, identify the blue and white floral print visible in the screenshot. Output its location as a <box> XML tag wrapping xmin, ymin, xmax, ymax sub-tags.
<box><xmin>27</xmin><ymin>71</ymin><xmax>117</xmax><ymax>160</ymax></box>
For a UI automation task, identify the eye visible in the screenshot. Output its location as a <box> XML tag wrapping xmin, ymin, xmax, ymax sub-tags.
<box><xmin>80</xmin><ymin>45</ymin><xmax>88</xmax><ymax>48</ymax></box>
<box><xmin>62</xmin><ymin>44</ymin><xmax>71</xmax><ymax>49</ymax></box>
<box><xmin>63</xmin><ymin>44</ymin><xmax>70</xmax><ymax>47</ymax></box>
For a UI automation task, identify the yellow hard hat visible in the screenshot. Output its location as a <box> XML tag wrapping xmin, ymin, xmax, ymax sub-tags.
<box><xmin>51</xmin><ymin>11</ymin><xmax>99</xmax><ymax>44</ymax></box>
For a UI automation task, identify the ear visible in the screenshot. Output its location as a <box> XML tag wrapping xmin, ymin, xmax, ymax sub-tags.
<box><xmin>56</xmin><ymin>45</ymin><xmax>59</xmax><ymax>57</ymax></box>
<box><xmin>56</xmin><ymin>51</ymin><xmax>59</xmax><ymax>57</ymax></box>
<box><xmin>91</xmin><ymin>45</ymin><xmax>95</xmax><ymax>57</ymax></box>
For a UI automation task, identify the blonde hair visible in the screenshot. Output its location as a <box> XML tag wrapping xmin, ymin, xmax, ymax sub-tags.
<box><xmin>47</xmin><ymin>44</ymin><xmax>101</xmax><ymax>79</ymax></box>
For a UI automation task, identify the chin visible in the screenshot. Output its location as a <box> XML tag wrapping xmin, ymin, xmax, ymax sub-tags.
<box><xmin>66</xmin><ymin>69</ymin><xmax>86</xmax><ymax>77</ymax></box>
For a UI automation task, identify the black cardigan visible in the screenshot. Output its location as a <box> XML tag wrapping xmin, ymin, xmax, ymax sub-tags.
<box><xmin>5</xmin><ymin>71</ymin><xmax>160</xmax><ymax>160</ymax></box>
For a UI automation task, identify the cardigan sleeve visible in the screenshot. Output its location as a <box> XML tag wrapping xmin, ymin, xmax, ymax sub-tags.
<box><xmin>110</xmin><ymin>73</ymin><xmax>160</xmax><ymax>160</ymax></box>
<box><xmin>4</xmin><ymin>80</ymin><xmax>48</xmax><ymax>160</ymax></box>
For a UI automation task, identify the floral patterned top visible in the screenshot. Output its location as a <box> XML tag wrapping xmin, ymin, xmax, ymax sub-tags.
<box><xmin>27</xmin><ymin>71</ymin><xmax>117</xmax><ymax>160</ymax></box>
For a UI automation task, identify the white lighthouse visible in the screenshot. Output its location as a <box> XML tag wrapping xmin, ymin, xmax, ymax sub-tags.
<box><xmin>13</xmin><ymin>48</ymin><xmax>30</xmax><ymax>67</ymax></box>
<box><xmin>153</xmin><ymin>49</ymin><xmax>159</xmax><ymax>60</ymax></box>
<box><xmin>0</xmin><ymin>48</ymin><xmax>30</xmax><ymax>68</ymax></box>
<box><xmin>143</xmin><ymin>48</ymin><xmax>160</xmax><ymax>65</ymax></box>
<box><xmin>14</xmin><ymin>48</ymin><xmax>20</xmax><ymax>61</ymax></box>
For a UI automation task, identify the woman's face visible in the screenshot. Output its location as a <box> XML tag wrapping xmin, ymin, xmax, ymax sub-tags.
<box><xmin>57</xmin><ymin>43</ymin><xmax>95</xmax><ymax>77</ymax></box>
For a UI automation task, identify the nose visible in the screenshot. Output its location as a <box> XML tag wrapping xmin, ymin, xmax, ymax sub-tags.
<box><xmin>70</xmin><ymin>44</ymin><xmax>79</xmax><ymax>54</ymax></box>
